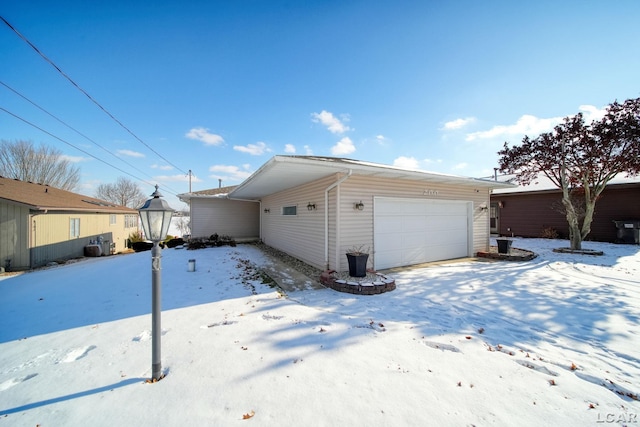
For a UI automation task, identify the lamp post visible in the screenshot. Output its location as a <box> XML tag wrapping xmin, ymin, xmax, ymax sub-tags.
<box><xmin>138</xmin><ymin>185</ymin><xmax>174</xmax><ymax>381</ymax></box>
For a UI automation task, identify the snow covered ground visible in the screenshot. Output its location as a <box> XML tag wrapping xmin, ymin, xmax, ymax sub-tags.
<box><xmin>0</xmin><ymin>238</ymin><xmax>638</xmax><ymax>426</ymax></box>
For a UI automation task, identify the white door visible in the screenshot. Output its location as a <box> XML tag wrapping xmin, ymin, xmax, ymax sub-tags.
<box><xmin>374</xmin><ymin>197</ymin><xmax>471</xmax><ymax>269</ymax></box>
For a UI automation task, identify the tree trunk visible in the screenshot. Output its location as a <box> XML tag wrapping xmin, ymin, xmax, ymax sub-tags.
<box><xmin>562</xmin><ymin>193</ymin><xmax>583</xmax><ymax>250</ymax></box>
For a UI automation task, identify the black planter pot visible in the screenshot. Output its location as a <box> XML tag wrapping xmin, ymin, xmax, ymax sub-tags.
<box><xmin>496</xmin><ymin>238</ymin><xmax>512</xmax><ymax>254</ymax></box>
<box><xmin>346</xmin><ymin>253</ymin><xmax>369</xmax><ymax>277</ymax></box>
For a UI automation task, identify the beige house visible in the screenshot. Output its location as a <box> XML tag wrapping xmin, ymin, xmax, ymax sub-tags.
<box><xmin>0</xmin><ymin>177</ymin><xmax>139</xmax><ymax>270</ymax></box>
<box><xmin>184</xmin><ymin>156</ymin><xmax>513</xmax><ymax>272</ymax></box>
<box><xmin>178</xmin><ymin>185</ymin><xmax>260</xmax><ymax>240</ymax></box>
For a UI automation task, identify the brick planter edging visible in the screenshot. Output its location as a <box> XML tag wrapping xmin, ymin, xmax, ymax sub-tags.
<box><xmin>319</xmin><ymin>270</ymin><xmax>396</xmax><ymax>295</ymax></box>
<box><xmin>476</xmin><ymin>246</ymin><xmax>537</xmax><ymax>261</ymax></box>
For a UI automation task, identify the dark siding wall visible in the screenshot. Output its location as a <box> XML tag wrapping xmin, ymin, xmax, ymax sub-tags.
<box><xmin>491</xmin><ymin>184</ymin><xmax>640</xmax><ymax>242</ymax></box>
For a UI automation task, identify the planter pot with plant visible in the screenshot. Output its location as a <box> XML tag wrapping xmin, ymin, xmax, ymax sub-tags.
<box><xmin>346</xmin><ymin>245</ymin><xmax>369</xmax><ymax>277</ymax></box>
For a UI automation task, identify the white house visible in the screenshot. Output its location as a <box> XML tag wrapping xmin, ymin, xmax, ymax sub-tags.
<box><xmin>180</xmin><ymin>156</ymin><xmax>513</xmax><ymax>272</ymax></box>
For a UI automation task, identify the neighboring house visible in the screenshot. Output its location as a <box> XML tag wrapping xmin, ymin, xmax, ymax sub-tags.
<box><xmin>0</xmin><ymin>177</ymin><xmax>139</xmax><ymax>270</ymax></box>
<box><xmin>489</xmin><ymin>174</ymin><xmax>640</xmax><ymax>243</ymax></box>
<box><xmin>183</xmin><ymin>156</ymin><xmax>512</xmax><ymax>272</ymax></box>
<box><xmin>178</xmin><ymin>185</ymin><xmax>260</xmax><ymax>240</ymax></box>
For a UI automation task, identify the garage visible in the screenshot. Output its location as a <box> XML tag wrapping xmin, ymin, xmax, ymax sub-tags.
<box><xmin>374</xmin><ymin>197</ymin><xmax>472</xmax><ymax>269</ymax></box>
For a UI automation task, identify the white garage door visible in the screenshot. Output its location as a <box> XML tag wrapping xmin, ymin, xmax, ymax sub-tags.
<box><xmin>374</xmin><ymin>197</ymin><xmax>471</xmax><ymax>269</ymax></box>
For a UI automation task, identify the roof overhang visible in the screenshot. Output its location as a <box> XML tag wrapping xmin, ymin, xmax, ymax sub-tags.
<box><xmin>178</xmin><ymin>192</ymin><xmax>230</xmax><ymax>203</ymax></box>
<box><xmin>229</xmin><ymin>156</ymin><xmax>515</xmax><ymax>200</ymax></box>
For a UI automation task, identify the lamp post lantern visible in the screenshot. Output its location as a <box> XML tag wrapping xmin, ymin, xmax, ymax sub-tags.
<box><xmin>138</xmin><ymin>185</ymin><xmax>174</xmax><ymax>381</ymax></box>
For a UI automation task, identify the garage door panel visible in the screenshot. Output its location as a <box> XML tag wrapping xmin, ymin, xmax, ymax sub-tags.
<box><xmin>375</xmin><ymin>198</ymin><xmax>470</xmax><ymax>269</ymax></box>
<box><xmin>403</xmin><ymin>216</ymin><xmax>429</xmax><ymax>232</ymax></box>
<box><xmin>376</xmin><ymin>216</ymin><xmax>403</xmax><ymax>233</ymax></box>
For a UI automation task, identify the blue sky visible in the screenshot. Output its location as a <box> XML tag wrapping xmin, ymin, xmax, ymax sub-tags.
<box><xmin>2</xmin><ymin>1</ymin><xmax>639</xmax><ymax>210</ymax></box>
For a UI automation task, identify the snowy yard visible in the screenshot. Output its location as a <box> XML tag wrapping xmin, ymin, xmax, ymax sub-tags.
<box><xmin>0</xmin><ymin>238</ymin><xmax>638</xmax><ymax>426</ymax></box>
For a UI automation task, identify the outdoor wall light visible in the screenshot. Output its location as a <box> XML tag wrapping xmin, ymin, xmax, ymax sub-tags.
<box><xmin>498</xmin><ymin>201</ymin><xmax>504</xmax><ymax>208</ymax></box>
<box><xmin>354</xmin><ymin>201</ymin><xmax>364</xmax><ymax>211</ymax></box>
<box><xmin>307</xmin><ymin>202</ymin><xmax>316</xmax><ymax>211</ymax></box>
<box><xmin>264</xmin><ymin>208</ymin><xmax>270</xmax><ymax>213</ymax></box>
<box><xmin>477</xmin><ymin>202</ymin><xmax>489</xmax><ymax>212</ymax></box>
<box><xmin>138</xmin><ymin>185</ymin><xmax>174</xmax><ymax>382</ymax></box>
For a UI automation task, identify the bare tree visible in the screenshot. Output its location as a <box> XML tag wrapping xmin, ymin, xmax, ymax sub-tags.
<box><xmin>95</xmin><ymin>177</ymin><xmax>146</xmax><ymax>208</ymax></box>
<box><xmin>498</xmin><ymin>97</ymin><xmax>640</xmax><ymax>250</ymax></box>
<box><xmin>0</xmin><ymin>140</ymin><xmax>80</xmax><ymax>191</ymax></box>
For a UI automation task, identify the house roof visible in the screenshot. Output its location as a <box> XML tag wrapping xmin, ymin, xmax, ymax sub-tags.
<box><xmin>177</xmin><ymin>185</ymin><xmax>238</xmax><ymax>203</ymax></box>
<box><xmin>0</xmin><ymin>176</ymin><xmax>138</xmax><ymax>214</ymax></box>
<box><xmin>228</xmin><ymin>156</ymin><xmax>515</xmax><ymax>200</ymax></box>
<box><xmin>491</xmin><ymin>172</ymin><xmax>640</xmax><ymax>195</ymax></box>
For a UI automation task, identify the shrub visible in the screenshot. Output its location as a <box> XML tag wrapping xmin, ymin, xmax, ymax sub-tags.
<box><xmin>540</xmin><ymin>226</ymin><xmax>559</xmax><ymax>239</ymax></box>
<box><xmin>132</xmin><ymin>241</ymin><xmax>153</xmax><ymax>252</ymax></box>
<box><xmin>187</xmin><ymin>234</ymin><xmax>236</xmax><ymax>250</ymax></box>
<box><xmin>166</xmin><ymin>238</ymin><xmax>185</xmax><ymax>248</ymax></box>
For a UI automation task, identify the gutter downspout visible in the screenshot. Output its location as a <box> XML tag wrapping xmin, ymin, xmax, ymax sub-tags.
<box><xmin>324</xmin><ymin>170</ymin><xmax>352</xmax><ymax>270</ymax></box>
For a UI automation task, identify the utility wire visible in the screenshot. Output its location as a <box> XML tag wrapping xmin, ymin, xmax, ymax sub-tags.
<box><xmin>0</xmin><ymin>14</ymin><xmax>189</xmax><ymax>176</ymax></box>
<box><xmin>0</xmin><ymin>80</ymin><xmax>182</xmax><ymax>195</ymax></box>
<box><xmin>0</xmin><ymin>106</ymin><xmax>180</xmax><ymax>197</ymax></box>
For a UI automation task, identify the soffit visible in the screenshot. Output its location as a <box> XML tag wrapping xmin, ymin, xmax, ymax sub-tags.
<box><xmin>229</xmin><ymin>156</ymin><xmax>514</xmax><ymax>200</ymax></box>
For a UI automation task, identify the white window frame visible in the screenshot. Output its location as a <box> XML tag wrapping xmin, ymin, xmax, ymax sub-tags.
<box><xmin>70</xmin><ymin>218</ymin><xmax>80</xmax><ymax>238</ymax></box>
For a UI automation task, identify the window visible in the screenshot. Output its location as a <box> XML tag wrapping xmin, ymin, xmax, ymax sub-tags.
<box><xmin>125</xmin><ymin>214</ymin><xmax>138</xmax><ymax>228</ymax></box>
<box><xmin>70</xmin><ymin>218</ymin><xmax>80</xmax><ymax>238</ymax></box>
<box><xmin>110</xmin><ymin>214</ymin><xmax>117</xmax><ymax>225</ymax></box>
<box><xmin>282</xmin><ymin>206</ymin><xmax>297</xmax><ymax>216</ymax></box>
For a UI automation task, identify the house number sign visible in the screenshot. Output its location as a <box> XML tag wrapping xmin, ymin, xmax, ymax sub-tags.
<box><xmin>423</xmin><ymin>189</ymin><xmax>439</xmax><ymax>196</ymax></box>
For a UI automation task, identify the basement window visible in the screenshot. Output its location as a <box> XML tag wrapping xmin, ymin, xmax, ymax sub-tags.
<box><xmin>282</xmin><ymin>206</ymin><xmax>297</xmax><ymax>216</ymax></box>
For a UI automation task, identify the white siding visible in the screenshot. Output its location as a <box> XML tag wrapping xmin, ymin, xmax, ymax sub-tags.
<box><xmin>261</xmin><ymin>175</ymin><xmax>337</xmax><ymax>270</ymax></box>
<box><xmin>336</xmin><ymin>175</ymin><xmax>489</xmax><ymax>272</ymax></box>
<box><xmin>191</xmin><ymin>198</ymin><xmax>259</xmax><ymax>239</ymax></box>
<box><xmin>260</xmin><ymin>174</ymin><xmax>491</xmax><ymax>273</ymax></box>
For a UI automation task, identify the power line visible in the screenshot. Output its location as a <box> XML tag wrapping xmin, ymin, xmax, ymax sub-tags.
<box><xmin>0</xmin><ymin>106</ymin><xmax>180</xmax><ymax>197</ymax></box>
<box><xmin>0</xmin><ymin>14</ymin><xmax>189</xmax><ymax>176</ymax></box>
<box><xmin>0</xmin><ymin>80</ymin><xmax>182</xmax><ymax>194</ymax></box>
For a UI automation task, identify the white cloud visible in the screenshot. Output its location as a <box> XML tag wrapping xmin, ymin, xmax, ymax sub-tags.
<box><xmin>465</xmin><ymin>104</ymin><xmax>607</xmax><ymax>142</ymax></box>
<box><xmin>233</xmin><ymin>141</ymin><xmax>270</xmax><ymax>156</ymax></box>
<box><xmin>442</xmin><ymin>117</ymin><xmax>476</xmax><ymax>130</ymax></box>
<box><xmin>375</xmin><ymin>134</ymin><xmax>389</xmax><ymax>145</ymax></box>
<box><xmin>117</xmin><ymin>149</ymin><xmax>145</xmax><ymax>158</ymax></box>
<box><xmin>59</xmin><ymin>154</ymin><xmax>89</xmax><ymax>163</ymax></box>
<box><xmin>208</xmin><ymin>164</ymin><xmax>253</xmax><ymax>181</ymax></box>
<box><xmin>311</xmin><ymin>110</ymin><xmax>351</xmax><ymax>134</ymax></box>
<box><xmin>185</xmin><ymin>127</ymin><xmax>224</xmax><ymax>146</ymax></box>
<box><xmin>393</xmin><ymin>156</ymin><xmax>421</xmax><ymax>170</ymax></box>
<box><xmin>452</xmin><ymin>162</ymin><xmax>468</xmax><ymax>171</ymax></box>
<box><xmin>331</xmin><ymin>137</ymin><xmax>355</xmax><ymax>155</ymax></box>
<box><xmin>303</xmin><ymin>145</ymin><xmax>313</xmax><ymax>155</ymax></box>
<box><xmin>284</xmin><ymin>144</ymin><xmax>296</xmax><ymax>154</ymax></box>
<box><xmin>579</xmin><ymin>104</ymin><xmax>607</xmax><ymax>123</ymax></box>
<box><xmin>465</xmin><ymin>114</ymin><xmax>563</xmax><ymax>141</ymax></box>
<box><xmin>151</xmin><ymin>164</ymin><xmax>174</xmax><ymax>171</ymax></box>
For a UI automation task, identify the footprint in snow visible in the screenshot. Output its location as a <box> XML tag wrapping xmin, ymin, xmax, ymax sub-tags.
<box><xmin>133</xmin><ymin>330</ymin><xmax>152</xmax><ymax>342</ymax></box>
<box><xmin>422</xmin><ymin>341</ymin><xmax>460</xmax><ymax>353</ymax></box>
<box><xmin>516</xmin><ymin>359</ymin><xmax>559</xmax><ymax>376</ymax></box>
<box><xmin>132</xmin><ymin>329</ymin><xmax>169</xmax><ymax>340</ymax></box>
<box><xmin>0</xmin><ymin>373</ymin><xmax>38</xmax><ymax>391</ymax></box>
<box><xmin>60</xmin><ymin>345</ymin><xmax>96</xmax><ymax>363</ymax></box>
